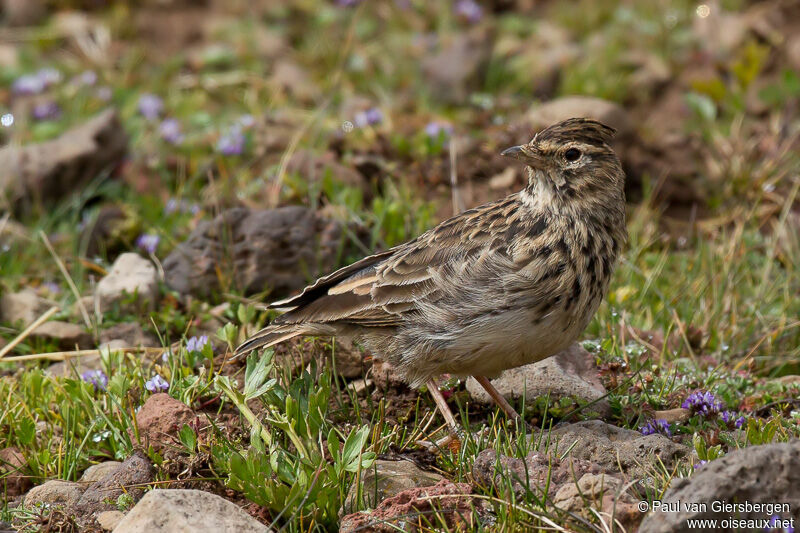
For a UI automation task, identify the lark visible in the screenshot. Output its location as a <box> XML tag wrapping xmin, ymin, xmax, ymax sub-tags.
<box><xmin>235</xmin><ymin>118</ymin><xmax>626</xmax><ymax>432</ymax></box>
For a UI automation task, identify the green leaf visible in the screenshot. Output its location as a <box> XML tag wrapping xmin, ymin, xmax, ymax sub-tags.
<box><xmin>178</xmin><ymin>424</ymin><xmax>197</xmax><ymax>453</ymax></box>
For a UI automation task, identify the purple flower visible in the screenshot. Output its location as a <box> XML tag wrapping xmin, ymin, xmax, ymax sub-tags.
<box><xmin>682</xmin><ymin>391</ymin><xmax>725</xmax><ymax>417</ymax></box>
<box><xmin>354</xmin><ymin>107</ymin><xmax>383</xmax><ymax>128</ymax></box>
<box><xmin>32</xmin><ymin>101</ymin><xmax>61</xmax><ymax>121</ymax></box>
<box><xmin>236</xmin><ymin>114</ymin><xmax>256</xmax><ymax>129</ymax></box>
<box><xmin>455</xmin><ymin>0</ymin><xmax>483</xmax><ymax>23</ymax></box>
<box><xmin>75</xmin><ymin>70</ymin><xmax>98</xmax><ymax>86</ymax></box>
<box><xmin>12</xmin><ymin>68</ymin><xmax>62</xmax><ymax>96</ymax></box>
<box><xmin>42</xmin><ymin>281</ymin><xmax>61</xmax><ymax>294</ymax></box>
<box><xmin>735</xmin><ymin>415</ymin><xmax>745</xmax><ymax>429</ymax></box>
<box><xmin>135</xmin><ymin>233</ymin><xmax>160</xmax><ymax>254</ymax></box>
<box><xmin>145</xmin><ymin>374</ymin><xmax>169</xmax><ymax>393</ymax></box>
<box><xmin>138</xmin><ymin>93</ymin><xmax>164</xmax><ymax>120</ymax></box>
<box><xmin>95</xmin><ymin>86</ymin><xmax>113</xmax><ymax>101</ymax></box>
<box><xmin>640</xmin><ymin>418</ymin><xmax>671</xmax><ymax>437</ymax></box>
<box><xmin>82</xmin><ymin>370</ymin><xmax>108</xmax><ymax>391</ymax></box>
<box><xmin>186</xmin><ymin>335</ymin><xmax>209</xmax><ymax>353</ymax></box>
<box><xmin>216</xmin><ymin>127</ymin><xmax>246</xmax><ymax>156</ymax></box>
<box><xmin>425</xmin><ymin>120</ymin><xmax>454</xmax><ymax>140</ymax></box>
<box><xmin>159</xmin><ymin>118</ymin><xmax>184</xmax><ymax>145</ymax></box>
<box><xmin>12</xmin><ymin>74</ymin><xmax>46</xmax><ymax>95</ymax></box>
<box><xmin>693</xmin><ymin>460</ymin><xmax>708</xmax><ymax>469</ymax></box>
<box><xmin>336</xmin><ymin>0</ymin><xmax>363</xmax><ymax>6</ymax></box>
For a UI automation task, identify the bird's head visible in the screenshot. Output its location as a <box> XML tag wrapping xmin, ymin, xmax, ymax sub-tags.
<box><xmin>501</xmin><ymin>117</ymin><xmax>624</xmax><ymax>204</ymax></box>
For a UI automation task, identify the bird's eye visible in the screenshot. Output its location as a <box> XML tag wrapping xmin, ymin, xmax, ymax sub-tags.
<box><xmin>564</xmin><ymin>148</ymin><xmax>581</xmax><ymax>162</ymax></box>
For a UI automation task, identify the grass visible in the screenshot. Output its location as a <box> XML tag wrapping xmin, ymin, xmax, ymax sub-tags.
<box><xmin>2</xmin><ymin>0</ymin><xmax>800</xmax><ymax>531</ymax></box>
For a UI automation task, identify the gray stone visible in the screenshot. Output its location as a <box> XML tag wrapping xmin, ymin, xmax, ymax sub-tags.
<box><xmin>99</xmin><ymin>322</ymin><xmax>159</xmax><ymax>348</ymax></box>
<box><xmin>0</xmin><ymin>109</ymin><xmax>127</xmax><ymax>214</ymax></box>
<box><xmin>95</xmin><ymin>253</ymin><xmax>158</xmax><ymax>313</ymax></box>
<box><xmin>30</xmin><ymin>321</ymin><xmax>93</xmax><ymax>350</ymax></box>
<box><xmin>466</xmin><ymin>343</ymin><xmax>609</xmax><ymax>416</ymax></box>
<box><xmin>23</xmin><ymin>480</ymin><xmax>84</xmax><ymax>508</ymax></box>
<box><xmin>0</xmin><ymin>289</ymin><xmax>57</xmax><ymax>327</ymax></box>
<box><xmin>112</xmin><ymin>489</ymin><xmax>271</xmax><ymax>533</ymax></box>
<box><xmin>527</xmin><ymin>96</ymin><xmax>634</xmax><ymax>139</ymax></box>
<box><xmin>79</xmin><ymin>462</ymin><xmax>123</xmax><ymax>484</ymax></box>
<box><xmin>163</xmin><ymin>206</ymin><xmax>360</xmax><ymax>300</ymax></box>
<box><xmin>341</xmin><ymin>459</ymin><xmax>445</xmax><ymax>515</ymax></box>
<box><xmin>532</xmin><ymin>420</ymin><xmax>692</xmax><ymax>479</ymax></box>
<box><xmin>73</xmin><ymin>451</ymin><xmax>154</xmax><ymax>519</ymax></box>
<box><xmin>97</xmin><ymin>510</ymin><xmax>125</xmax><ymax>531</ymax></box>
<box><xmin>640</xmin><ymin>440</ymin><xmax>800</xmax><ymax>533</ymax></box>
<box><xmin>421</xmin><ymin>27</ymin><xmax>494</xmax><ymax>103</ymax></box>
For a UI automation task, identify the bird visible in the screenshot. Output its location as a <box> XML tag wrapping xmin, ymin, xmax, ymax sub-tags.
<box><xmin>234</xmin><ymin>117</ymin><xmax>626</xmax><ymax>434</ymax></box>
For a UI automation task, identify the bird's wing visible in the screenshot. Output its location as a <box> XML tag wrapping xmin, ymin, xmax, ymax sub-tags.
<box><xmin>271</xmin><ymin>193</ymin><xmax>524</xmax><ymax>328</ymax></box>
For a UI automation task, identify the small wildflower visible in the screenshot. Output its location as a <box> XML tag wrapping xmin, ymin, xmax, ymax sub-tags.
<box><xmin>135</xmin><ymin>233</ymin><xmax>160</xmax><ymax>255</ymax></box>
<box><xmin>455</xmin><ymin>0</ymin><xmax>483</xmax><ymax>23</ymax></box>
<box><xmin>159</xmin><ymin>118</ymin><xmax>184</xmax><ymax>145</ymax></box>
<box><xmin>693</xmin><ymin>460</ymin><xmax>708</xmax><ymax>469</ymax></box>
<box><xmin>682</xmin><ymin>391</ymin><xmax>724</xmax><ymax>416</ymax></box>
<box><xmin>639</xmin><ymin>418</ymin><xmax>671</xmax><ymax>437</ymax></box>
<box><xmin>36</xmin><ymin>68</ymin><xmax>62</xmax><ymax>86</ymax></box>
<box><xmin>354</xmin><ymin>107</ymin><xmax>383</xmax><ymax>128</ymax></box>
<box><xmin>96</xmin><ymin>86</ymin><xmax>113</xmax><ymax>101</ymax></box>
<box><xmin>186</xmin><ymin>335</ymin><xmax>209</xmax><ymax>353</ymax></box>
<box><xmin>145</xmin><ymin>374</ymin><xmax>169</xmax><ymax>393</ymax></box>
<box><xmin>82</xmin><ymin>370</ymin><xmax>108</xmax><ymax>391</ymax></box>
<box><xmin>425</xmin><ymin>120</ymin><xmax>454</xmax><ymax>140</ymax></box>
<box><xmin>12</xmin><ymin>74</ymin><xmax>45</xmax><ymax>95</ymax></box>
<box><xmin>336</xmin><ymin>0</ymin><xmax>363</xmax><ymax>6</ymax></box>
<box><xmin>42</xmin><ymin>281</ymin><xmax>61</xmax><ymax>295</ymax></box>
<box><xmin>735</xmin><ymin>415</ymin><xmax>745</xmax><ymax>429</ymax></box>
<box><xmin>1</xmin><ymin>113</ymin><xmax>13</xmax><ymax>127</ymax></box>
<box><xmin>216</xmin><ymin>127</ymin><xmax>246</xmax><ymax>155</ymax></box>
<box><xmin>138</xmin><ymin>93</ymin><xmax>164</xmax><ymax>120</ymax></box>
<box><xmin>236</xmin><ymin>114</ymin><xmax>256</xmax><ymax>129</ymax></box>
<box><xmin>32</xmin><ymin>101</ymin><xmax>61</xmax><ymax>121</ymax></box>
<box><xmin>75</xmin><ymin>70</ymin><xmax>98</xmax><ymax>86</ymax></box>
<box><xmin>164</xmin><ymin>198</ymin><xmax>179</xmax><ymax>214</ymax></box>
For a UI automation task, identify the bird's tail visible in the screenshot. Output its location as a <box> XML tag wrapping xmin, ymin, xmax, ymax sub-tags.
<box><xmin>233</xmin><ymin>324</ymin><xmax>310</xmax><ymax>360</ymax></box>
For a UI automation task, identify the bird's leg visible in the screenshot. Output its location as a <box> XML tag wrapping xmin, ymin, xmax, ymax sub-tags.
<box><xmin>426</xmin><ymin>379</ymin><xmax>460</xmax><ymax>434</ymax></box>
<box><xmin>473</xmin><ymin>375</ymin><xmax>524</xmax><ymax>423</ymax></box>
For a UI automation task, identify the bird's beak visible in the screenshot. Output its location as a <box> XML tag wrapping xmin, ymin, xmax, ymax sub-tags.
<box><xmin>501</xmin><ymin>144</ymin><xmax>543</xmax><ymax>167</ymax></box>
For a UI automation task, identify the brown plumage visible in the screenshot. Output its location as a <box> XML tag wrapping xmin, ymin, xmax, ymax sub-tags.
<box><xmin>235</xmin><ymin>117</ymin><xmax>626</xmax><ymax>424</ymax></box>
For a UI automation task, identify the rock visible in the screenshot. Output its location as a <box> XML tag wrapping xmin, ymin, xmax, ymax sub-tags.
<box><xmin>554</xmin><ymin>473</ymin><xmax>641</xmax><ymax>531</ymax></box>
<box><xmin>472</xmin><ymin>448</ymin><xmax>603</xmax><ymax>498</ymax></box>
<box><xmin>99</xmin><ymin>322</ymin><xmax>159</xmax><ymax>348</ymax></box>
<box><xmin>341</xmin><ymin>459</ymin><xmax>445</xmax><ymax>515</ymax></box>
<box><xmin>653</xmin><ymin>407</ymin><xmax>690</xmax><ymax>424</ymax></box>
<box><xmin>421</xmin><ymin>27</ymin><xmax>494</xmax><ymax>103</ymax></box>
<box><xmin>72</xmin><ymin>451</ymin><xmax>154</xmax><ymax>519</ymax></box>
<box><xmin>466</xmin><ymin>343</ymin><xmax>609</xmax><ymax>416</ymax></box>
<box><xmin>95</xmin><ymin>253</ymin><xmax>158</xmax><ymax>313</ymax></box>
<box><xmin>79</xmin><ymin>462</ymin><xmax>123</xmax><ymax>484</ymax></box>
<box><xmin>553</xmin><ymin>472</ymin><xmax>631</xmax><ymax>511</ymax></box>
<box><xmin>1</xmin><ymin>0</ymin><xmax>45</xmax><ymax>26</ymax></box>
<box><xmin>80</xmin><ymin>204</ymin><xmax>137</xmax><ymax>258</ymax></box>
<box><xmin>532</xmin><ymin>420</ymin><xmax>691</xmax><ymax>479</ymax></box>
<box><xmin>112</xmin><ymin>489</ymin><xmax>271</xmax><ymax>533</ymax></box>
<box><xmin>330</xmin><ymin>337</ymin><xmax>366</xmax><ymax>379</ymax></box>
<box><xmin>131</xmin><ymin>393</ymin><xmax>195</xmax><ymax>452</ymax></box>
<box><xmin>640</xmin><ymin>440</ymin><xmax>800</xmax><ymax>533</ymax></box>
<box><xmin>527</xmin><ymin>96</ymin><xmax>634</xmax><ymax>139</ymax></box>
<box><xmin>692</xmin><ymin>3</ymin><xmax>749</xmax><ymax>59</ymax></box>
<box><xmin>0</xmin><ymin>289</ymin><xmax>57</xmax><ymax>327</ymax></box>
<box><xmin>0</xmin><ymin>447</ymin><xmax>30</xmax><ymax>497</ymax></box>
<box><xmin>370</xmin><ymin>357</ymin><xmax>407</xmax><ymax>390</ymax></box>
<box><xmin>0</xmin><ymin>109</ymin><xmax>127</xmax><ymax>214</ymax></box>
<box><xmin>340</xmin><ymin>480</ymin><xmax>484</xmax><ymax>533</ymax></box>
<box><xmin>0</xmin><ymin>44</ymin><xmax>19</xmax><ymax>69</ymax></box>
<box><xmin>163</xmin><ymin>207</ymin><xmax>359</xmax><ymax>299</ymax></box>
<box><xmin>97</xmin><ymin>510</ymin><xmax>124</xmax><ymax>531</ymax></box>
<box><xmin>30</xmin><ymin>321</ymin><xmax>93</xmax><ymax>350</ymax></box>
<box><xmin>23</xmin><ymin>480</ymin><xmax>84</xmax><ymax>508</ymax></box>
